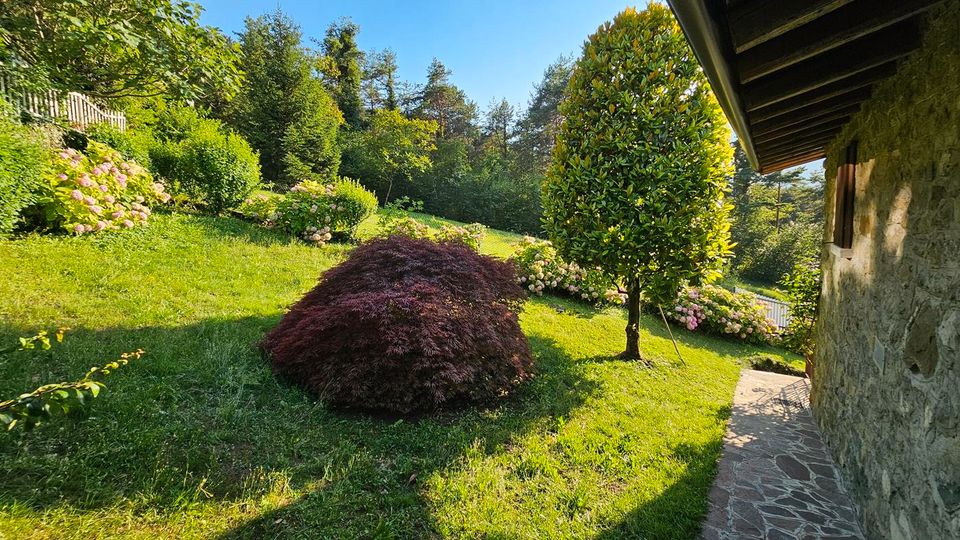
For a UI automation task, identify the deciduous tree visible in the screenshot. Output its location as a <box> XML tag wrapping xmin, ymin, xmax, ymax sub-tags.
<box><xmin>0</xmin><ymin>0</ymin><xmax>241</xmax><ymax>101</ymax></box>
<box><xmin>542</xmin><ymin>5</ymin><xmax>734</xmax><ymax>359</ymax></box>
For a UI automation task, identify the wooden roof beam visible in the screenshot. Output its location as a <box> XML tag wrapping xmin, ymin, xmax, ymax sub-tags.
<box><xmin>757</xmin><ymin>129</ymin><xmax>841</xmax><ymax>154</ymax></box>
<box><xmin>750</xmin><ymin>86</ymin><xmax>872</xmax><ymax>129</ymax></box>
<box><xmin>755</xmin><ymin>120</ymin><xmax>848</xmax><ymax>149</ymax></box>
<box><xmin>737</xmin><ymin>0</ymin><xmax>942</xmax><ymax>83</ymax></box>
<box><xmin>728</xmin><ymin>0</ymin><xmax>854</xmax><ymax>53</ymax></box>
<box><xmin>742</xmin><ymin>19</ymin><xmax>921</xmax><ymax>111</ymax></box>
<box><xmin>760</xmin><ymin>141</ymin><xmax>834</xmax><ymax>166</ymax></box>
<box><xmin>753</xmin><ymin>107</ymin><xmax>860</xmax><ymax>140</ymax></box>
<box><xmin>749</xmin><ymin>63</ymin><xmax>895</xmax><ymax>121</ymax></box>
<box><xmin>759</xmin><ymin>150</ymin><xmax>829</xmax><ymax>173</ymax></box>
<box><xmin>762</xmin><ymin>137</ymin><xmax>835</xmax><ymax>159</ymax></box>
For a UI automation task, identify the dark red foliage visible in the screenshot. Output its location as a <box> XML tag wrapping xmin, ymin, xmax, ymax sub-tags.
<box><xmin>261</xmin><ymin>235</ymin><xmax>533</xmax><ymax>413</ymax></box>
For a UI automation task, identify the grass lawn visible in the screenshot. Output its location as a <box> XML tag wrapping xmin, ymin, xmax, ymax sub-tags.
<box><xmin>0</xmin><ymin>211</ymin><xmax>798</xmax><ymax>539</ymax></box>
<box><xmin>722</xmin><ymin>278</ymin><xmax>788</xmax><ymax>301</ymax></box>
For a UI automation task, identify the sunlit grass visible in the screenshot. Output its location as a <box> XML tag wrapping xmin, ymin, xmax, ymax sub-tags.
<box><xmin>0</xmin><ymin>212</ymin><xmax>798</xmax><ymax>539</ymax></box>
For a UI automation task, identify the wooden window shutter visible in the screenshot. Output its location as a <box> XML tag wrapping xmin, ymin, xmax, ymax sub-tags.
<box><xmin>833</xmin><ymin>141</ymin><xmax>858</xmax><ymax>249</ymax></box>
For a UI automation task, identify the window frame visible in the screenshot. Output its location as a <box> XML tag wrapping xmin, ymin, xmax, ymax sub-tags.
<box><xmin>831</xmin><ymin>141</ymin><xmax>858</xmax><ymax>257</ymax></box>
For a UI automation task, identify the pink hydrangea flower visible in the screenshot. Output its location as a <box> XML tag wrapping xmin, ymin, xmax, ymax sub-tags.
<box><xmin>89</xmin><ymin>205</ymin><xmax>103</xmax><ymax>215</ymax></box>
<box><xmin>79</xmin><ymin>178</ymin><xmax>94</xmax><ymax>188</ymax></box>
<box><xmin>57</xmin><ymin>173</ymin><xmax>68</xmax><ymax>181</ymax></box>
<box><xmin>96</xmin><ymin>220</ymin><xmax>107</xmax><ymax>231</ymax></box>
<box><xmin>83</xmin><ymin>195</ymin><xmax>96</xmax><ymax>205</ymax></box>
<box><xmin>91</xmin><ymin>167</ymin><xmax>103</xmax><ymax>175</ymax></box>
<box><xmin>71</xmin><ymin>189</ymin><xmax>84</xmax><ymax>200</ymax></box>
<box><xmin>104</xmin><ymin>195</ymin><xmax>115</xmax><ymax>204</ymax></box>
<box><xmin>111</xmin><ymin>210</ymin><xmax>124</xmax><ymax>219</ymax></box>
<box><xmin>122</xmin><ymin>219</ymin><xmax>134</xmax><ymax>228</ymax></box>
<box><xmin>73</xmin><ymin>223</ymin><xmax>85</xmax><ymax>234</ymax></box>
<box><xmin>99</xmin><ymin>184</ymin><xmax>109</xmax><ymax>192</ymax></box>
<box><xmin>59</xmin><ymin>151</ymin><xmax>70</xmax><ymax>159</ymax></box>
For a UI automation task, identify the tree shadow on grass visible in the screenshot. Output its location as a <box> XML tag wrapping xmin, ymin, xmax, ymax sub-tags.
<box><xmin>0</xmin><ymin>320</ymin><xmax>598</xmax><ymax>538</ymax></box>
<box><xmin>593</xmin><ymin>441</ymin><xmax>724</xmax><ymax>540</ymax></box>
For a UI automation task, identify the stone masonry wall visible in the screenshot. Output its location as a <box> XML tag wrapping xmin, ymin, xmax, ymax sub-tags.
<box><xmin>812</xmin><ymin>4</ymin><xmax>960</xmax><ymax>539</ymax></box>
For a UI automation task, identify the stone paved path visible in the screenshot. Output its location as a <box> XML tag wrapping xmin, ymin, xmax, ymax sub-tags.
<box><xmin>700</xmin><ymin>370</ymin><xmax>865</xmax><ymax>539</ymax></box>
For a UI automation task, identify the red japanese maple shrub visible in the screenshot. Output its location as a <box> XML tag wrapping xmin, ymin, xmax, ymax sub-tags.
<box><xmin>261</xmin><ymin>235</ymin><xmax>532</xmax><ymax>413</ymax></box>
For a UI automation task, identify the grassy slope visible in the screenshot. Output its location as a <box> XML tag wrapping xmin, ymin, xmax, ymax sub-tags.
<box><xmin>0</xmin><ymin>212</ymin><xmax>798</xmax><ymax>539</ymax></box>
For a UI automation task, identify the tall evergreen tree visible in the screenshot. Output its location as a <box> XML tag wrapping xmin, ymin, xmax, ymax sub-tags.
<box><xmin>232</xmin><ymin>10</ymin><xmax>342</xmax><ymax>186</ymax></box>
<box><xmin>483</xmin><ymin>98</ymin><xmax>516</xmax><ymax>159</ymax></box>
<box><xmin>514</xmin><ymin>56</ymin><xmax>572</xmax><ymax>173</ymax></box>
<box><xmin>322</xmin><ymin>18</ymin><xmax>364</xmax><ymax>129</ymax></box>
<box><xmin>362</xmin><ymin>49</ymin><xmax>398</xmax><ymax>111</ymax></box>
<box><xmin>414</xmin><ymin>59</ymin><xmax>477</xmax><ymax>140</ymax></box>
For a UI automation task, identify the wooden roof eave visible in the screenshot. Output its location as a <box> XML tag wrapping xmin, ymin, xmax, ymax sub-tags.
<box><xmin>669</xmin><ymin>1</ymin><xmax>762</xmax><ymax>171</ymax></box>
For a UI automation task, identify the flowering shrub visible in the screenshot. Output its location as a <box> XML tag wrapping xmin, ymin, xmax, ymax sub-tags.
<box><xmin>511</xmin><ymin>236</ymin><xmax>625</xmax><ymax>304</ymax></box>
<box><xmin>236</xmin><ymin>192</ymin><xmax>279</xmax><ymax>222</ymax></box>
<box><xmin>435</xmin><ymin>223</ymin><xmax>486</xmax><ymax>251</ymax></box>
<box><xmin>41</xmin><ymin>142</ymin><xmax>169</xmax><ymax>235</ymax></box>
<box><xmin>262</xmin><ymin>178</ymin><xmax>378</xmax><ymax>246</ymax></box>
<box><xmin>261</xmin><ymin>236</ymin><xmax>532</xmax><ymax>413</ymax></box>
<box><xmin>670</xmin><ymin>285</ymin><xmax>778</xmax><ymax>344</ymax></box>
<box><xmin>381</xmin><ymin>216</ymin><xmax>486</xmax><ymax>251</ymax></box>
<box><xmin>381</xmin><ymin>216</ymin><xmax>431</xmax><ymax>239</ymax></box>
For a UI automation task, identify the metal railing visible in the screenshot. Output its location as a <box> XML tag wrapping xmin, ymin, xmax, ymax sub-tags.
<box><xmin>736</xmin><ymin>287</ymin><xmax>792</xmax><ymax>328</ymax></box>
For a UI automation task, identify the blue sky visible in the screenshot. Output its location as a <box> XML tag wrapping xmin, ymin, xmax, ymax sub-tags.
<box><xmin>197</xmin><ymin>0</ymin><xmax>635</xmax><ymax>114</ymax></box>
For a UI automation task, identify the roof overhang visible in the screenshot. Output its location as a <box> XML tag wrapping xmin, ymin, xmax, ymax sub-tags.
<box><xmin>668</xmin><ymin>0</ymin><xmax>942</xmax><ymax>173</ymax></box>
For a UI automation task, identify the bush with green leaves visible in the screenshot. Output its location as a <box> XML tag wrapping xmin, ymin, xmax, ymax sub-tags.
<box><xmin>779</xmin><ymin>263</ymin><xmax>821</xmax><ymax>356</ymax></box>
<box><xmin>85</xmin><ymin>123</ymin><xmax>155</xmax><ymax>168</ymax></box>
<box><xmin>0</xmin><ymin>328</ymin><xmax>143</xmax><ymax>431</ymax></box>
<box><xmin>542</xmin><ymin>5</ymin><xmax>733</xmax><ymax>359</ymax></box>
<box><xmin>0</xmin><ymin>99</ymin><xmax>48</xmax><ymax>235</ymax></box>
<box><xmin>263</xmin><ymin>179</ymin><xmax>377</xmax><ymax>245</ymax></box>
<box><xmin>511</xmin><ymin>237</ymin><xmax>625</xmax><ymax>305</ymax></box>
<box><xmin>669</xmin><ymin>285</ymin><xmax>778</xmax><ymax>345</ymax></box>
<box><xmin>39</xmin><ymin>142</ymin><xmax>169</xmax><ymax>234</ymax></box>
<box><xmin>236</xmin><ymin>192</ymin><xmax>280</xmax><ymax>222</ymax></box>
<box><xmin>380</xmin><ymin>215</ymin><xmax>486</xmax><ymax>252</ymax></box>
<box><xmin>150</xmin><ymin>107</ymin><xmax>261</xmax><ymax>212</ymax></box>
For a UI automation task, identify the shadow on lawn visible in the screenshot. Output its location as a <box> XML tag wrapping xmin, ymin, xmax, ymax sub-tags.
<box><xmin>593</xmin><ymin>441</ymin><xmax>724</xmax><ymax>540</ymax></box>
<box><xmin>0</xmin><ymin>320</ymin><xmax>600</xmax><ymax>538</ymax></box>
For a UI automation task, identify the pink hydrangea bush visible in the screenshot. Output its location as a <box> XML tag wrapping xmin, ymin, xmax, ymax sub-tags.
<box><xmin>236</xmin><ymin>192</ymin><xmax>279</xmax><ymax>222</ymax></box>
<box><xmin>245</xmin><ymin>179</ymin><xmax>377</xmax><ymax>247</ymax></box>
<box><xmin>381</xmin><ymin>217</ymin><xmax>487</xmax><ymax>252</ymax></box>
<box><xmin>511</xmin><ymin>236</ymin><xmax>625</xmax><ymax>305</ymax></box>
<box><xmin>670</xmin><ymin>285</ymin><xmax>778</xmax><ymax>344</ymax></box>
<box><xmin>43</xmin><ymin>142</ymin><xmax>169</xmax><ymax>235</ymax></box>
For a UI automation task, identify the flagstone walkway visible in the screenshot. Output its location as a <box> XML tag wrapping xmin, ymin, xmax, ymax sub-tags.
<box><xmin>700</xmin><ymin>370</ymin><xmax>865</xmax><ymax>539</ymax></box>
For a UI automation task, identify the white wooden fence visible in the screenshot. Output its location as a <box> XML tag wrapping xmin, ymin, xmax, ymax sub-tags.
<box><xmin>737</xmin><ymin>287</ymin><xmax>792</xmax><ymax>328</ymax></box>
<box><xmin>0</xmin><ymin>78</ymin><xmax>126</xmax><ymax>131</ymax></box>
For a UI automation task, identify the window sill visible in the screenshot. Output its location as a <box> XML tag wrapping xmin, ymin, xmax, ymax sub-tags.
<box><xmin>828</xmin><ymin>243</ymin><xmax>854</xmax><ymax>260</ymax></box>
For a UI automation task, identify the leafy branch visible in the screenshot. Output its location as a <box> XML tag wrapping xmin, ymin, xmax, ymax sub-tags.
<box><xmin>0</xmin><ymin>329</ymin><xmax>143</xmax><ymax>431</ymax></box>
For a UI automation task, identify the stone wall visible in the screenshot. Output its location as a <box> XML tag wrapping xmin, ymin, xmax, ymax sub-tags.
<box><xmin>812</xmin><ymin>3</ymin><xmax>960</xmax><ymax>539</ymax></box>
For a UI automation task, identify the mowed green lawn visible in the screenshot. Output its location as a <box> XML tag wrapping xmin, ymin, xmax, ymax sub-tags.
<box><xmin>0</xmin><ymin>211</ymin><xmax>798</xmax><ymax>539</ymax></box>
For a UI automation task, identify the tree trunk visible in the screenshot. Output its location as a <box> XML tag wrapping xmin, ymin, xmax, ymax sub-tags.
<box><xmin>620</xmin><ymin>282</ymin><xmax>642</xmax><ymax>360</ymax></box>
